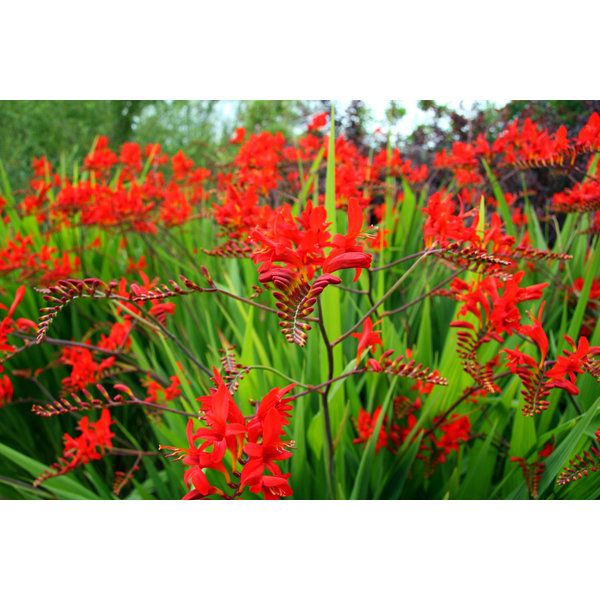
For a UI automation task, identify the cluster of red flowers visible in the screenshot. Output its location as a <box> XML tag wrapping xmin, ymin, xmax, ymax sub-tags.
<box><xmin>212</xmin><ymin>124</ymin><xmax>429</xmax><ymax>258</ymax></box>
<box><xmin>34</xmin><ymin>408</ymin><xmax>115</xmax><ymax>486</ymax></box>
<box><xmin>418</xmin><ymin>180</ymin><xmax>593</xmax><ymax>408</ymax></box>
<box><xmin>19</xmin><ymin>137</ymin><xmax>211</xmax><ymax>234</ymax></box>
<box><xmin>251</xmin><ymin>196</ymin><xmax>373</xmax><ymax>282</ymax></box>
<box><xmin>451</xmin><ymin>271</ymin><xmax>548</xmax><ymax>339</ymax></box>
<box><xmin>552</xmin><ymin>179</ymin><xmax>600</xmax><ymax>213</ymax></box>
<box><xmin>433</xmin><ymin>139</ymin><xmax>489</xmax><ymax>186</ymax></box>
<box><xmin>143</xmin><ymin>373</ymin><xmax>182</xmax><ymax>405</ymax></box>
<box><xmin>160</xmin><ymin>367</ymin><xmax>295</xmax><ymax>499</ymax></box>
<box><xmin>353</xmin><ymin>395</ymin><xmax>472</xmax><ymax>477</ymax></box>
<box><xmin>503</xmin><ymin>302</ymin><xmax>600</xmax><ymax>415</ymax></box>
<box><xmin>422</xmin><ymin>188</ymin><xmax>539</xmax><ymax>261</ymax></box>
<box><xmin>0</xmin><ymin>232</ymin><xmax>80</xmax><ymax>285</ymax></box>
<box><xmin>372</xmin><ymin>147</ymin><xmax>429</xmax><ymax>184</ymax></box>
<box><xmin>0</xmin><ymin>286</ymin><xmax>37</xmax><ymax>406</ymax></box>
<box><xmin>432</xmin><ymin>113</ymin><xmax>600</xmax><ymax>186</ymax></box>
<box><xmin>350</xmin><ymin>318</ymin><xmax>467</xmax><ymax>477</ymax></box>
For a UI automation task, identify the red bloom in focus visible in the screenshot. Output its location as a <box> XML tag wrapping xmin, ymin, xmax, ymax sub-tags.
<box><xmin>422</xmin><ymin>191</ymin><xmax>477</xmax><ymax>248</ymax></box>
<box><xmin>161</xmin><ymin>419</ymin><xmax>227</xmax><ymax>499</ymax></box>
<box><xmin>351</xmin><ymin>317</ymin><xmax>383</xmax><ymax>366</ymax></box>
<box><xmin>518</xmin><ymin>301</ymin><xmax>549</xmax><ymax>366</ymax></box>
<box><xmin>242</xmin><ymin>463</ymin><xmax>293</xmax><ymax>499</ymax></box>
<box><xmin>161</xmin><ymin>367</ymin><xmax>295</xmax><ymax>500</ymax></box>
<box><xmin>545</xmin><ymin>335</ymin><xmax>600</xmax><ymax>395</ymax></box>
<box><xmin>453</xmin><ymin>271</ymin><xmax>548</xmax><ymax>338</ymax></box>
<box><xmin>240</xmin><ymin>382</ymin><xmax>296</xmax><ymax>499</ymax></box>
<box><xmin>322</xmin><ymin>197</ymin><xmax>372</xmax><ymax>281</ymax></box>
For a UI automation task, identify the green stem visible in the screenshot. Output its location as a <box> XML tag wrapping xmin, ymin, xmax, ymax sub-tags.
<box><xmin>317</xmin><ymin>296</ymin><xmax>335</xmax><ymax>497</ymax></box>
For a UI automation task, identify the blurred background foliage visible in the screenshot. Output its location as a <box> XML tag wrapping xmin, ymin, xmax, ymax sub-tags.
<box><xmin>2</xmin><ymin>99</ymin><xmax>599</xmax><ymax>191</ymax></box>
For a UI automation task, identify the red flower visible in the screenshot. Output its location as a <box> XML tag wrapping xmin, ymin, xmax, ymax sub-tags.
<box><xmin>545</xmin><ymin>335</ymin><xmax>600</xmax><ymax>395</ymax></box>
<box><xmin>229</xmin><ymin>127</ymin><xmax>246</xmax><ymax>144</ymax></box>
<box><xmin>119</xmin><ymin>142</ymin><xmax>142</xmax><ymax>173</ymax></box>
<box><xmin>307</xmin><ymin>112</ymin><xmax>328</xmax><ymax>131</ymax></box>
<box><xmin>422</xmin><ymin>191</ymin><xmax>477</xmax><ymax>248</ymax></box>
<box><xmin>171</xmin><ymin>150</ymin><xmax>194</xmax><ymax>180</ymax></box>
<box><xmin>353</xmin><ymin>406</ymin><xmax>388</xmax><ymax>452</ymax></box>
<box><xmin>518</xmin><ymin>301</ymin><xmax>549</xmax><ymax>366</ymax></box>
<box><xmin>322</xmin><ymin>251</ymin><xmax>372</xmax><ymax>280</ymax></box>
<box><xmin>351</xmin><ymin>317</ymin><xmax>383</xmax><ymax>366</ymax></box>
<box><xmin>34</xmin><ymin>409</ymin><xmax>115</xmax><ymax>486</ymax></box>
<box><xmin>0</xmin><ymin>286</ymin><xmax>27</xmax><ymax>353</ymax></box>
<box><xmin>0</xmin><ymin>373</ymin><xmax>13</xmax><ymax>407</ymax></box>
<box><xmin>322</xmin><ymin>197</ymin><xmax>373</xmax><ymax>281</ymax></box>
<box><xmin>436</xmin><ymin>414</ymin><xmax>471</xmax><ymax>454</ymax></box>
<box><xmin>538</xmin><ymin>442</ymin><xmax>554</xmax><ymax>458</ymax></box>
<box><xmin>84</xmin><ymin>136</ymin><xmax>118</xmax><ymax>177</ymax></box>
<box><xmin>161</xmin><ymin>420</ymin><xmax>227</xmax><ymax>498</ymax></box>
<box><xmin>60</xmin><ymin>345</ymin><xmax>115</xmax><ymax>391</ymax></box>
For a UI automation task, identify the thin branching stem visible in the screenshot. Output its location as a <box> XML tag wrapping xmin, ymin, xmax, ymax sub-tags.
<box><xmin>380</xmin><ymin>266</ymin><xmax>467</xmax><ymax>318</ymax></box>
<box><xmin>245</xmin><ymin>365</ymin><xmax>310</xmax><ymax>388</ymax></box>
<box><xmin>109</xmin><ymin>447</ymin><xmax>161</xmax><ymax>457</ymax></box>
<box><xmin>288</xmin><ymin>369</ymin><xmax>364</xmax><ymax>400</ymax></box>
<box><xmin>332</xmin><ymin>247</ymin><xmax>438</xmax><ymax>347</ymax></box>
<box><xmin>11</xmin><ymin>332</ymin><xmax>172</xmax><ymax>388</ymax></box>
<box><xmin>423</xmin><ymin>369</ymin><xmax>513</xmax><ymax>439</ymax></box>
<box><xmin>370</xmin><ymin>247</ymin><xmax>444</xmax><ymax>272</ymax></box>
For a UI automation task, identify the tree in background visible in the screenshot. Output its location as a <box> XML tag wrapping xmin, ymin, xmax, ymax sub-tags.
<box><xmin>133</xmin><ymin>100</ymin><xmax>223</xmax><ymax>166</ymax></box>
<box><xmin>233</xmin><ymin>100</ymin><xmax>308</xmax><ymax>138</ymax></box>
<box><xmin>506</xmin><ymin>100</ymin><xmax>600</xmax><ymax>137</ymax></box>
<box><xmin>0</xmin><ymin>100</ymin><xmax>154</xmax><ymax>189</ymax></box>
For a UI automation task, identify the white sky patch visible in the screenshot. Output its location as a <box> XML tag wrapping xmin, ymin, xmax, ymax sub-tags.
<box><xmin>341</xmin><ymin>99</ymin><xmax>512</xmax><ymax>137</ymax></box>
<box><xmin>215</xmin><ymin>100</ymin><xmax>512</xmax><ymax>139</ymax></box>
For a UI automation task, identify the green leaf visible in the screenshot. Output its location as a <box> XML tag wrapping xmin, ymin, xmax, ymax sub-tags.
<box><xmin>456</xmin><ymin>421</ymin><xmax>498</xmax><ymax>499</ymax></box>
<box><xmin>481</xmin><ymin>158</ymin><xmax>516</xmax><ymax>238</ymax></box>
<box><xmin>0</xmin><ymin>442</ymin><xmax>100</xmax><ymax>500</ymax></box>
<box><xmin>349</xmin><ymin>379</ymin><xmax>398</xmax><ymax>500</ymax></box>
<box><xmin>298</xmin><ymin>147</ymin><xmax>325</xmax><ymax>205</ymax></box>
<box><xmin>539</xmin><ymin>394</ymin><xmax>600</xmax><ymax>496</ymax></box>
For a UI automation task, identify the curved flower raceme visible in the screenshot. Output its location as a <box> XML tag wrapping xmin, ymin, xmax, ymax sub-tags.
<box><xmin>502</xmin><ymin>303</ymin><xmax>600</xmax><ymax>415</ymax></box>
